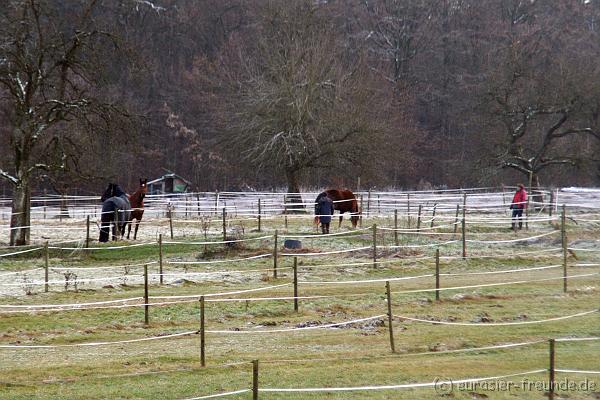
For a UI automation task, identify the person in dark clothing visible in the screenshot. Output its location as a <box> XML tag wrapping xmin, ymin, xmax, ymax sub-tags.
<box><xmin>315</xmin><ymin>194</ymin><xmax>335</xmax><ymax>234</ymax></box>
<box><xmin>510</xmin><ymin>183</ymin><xmax>527</xmax><ymax>231</ymax></box>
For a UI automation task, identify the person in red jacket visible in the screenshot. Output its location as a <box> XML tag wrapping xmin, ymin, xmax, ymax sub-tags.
<box><xmin>510</xmin><ymin>183</ymin><xmax>527</xmax><ymax>230</ymax></box>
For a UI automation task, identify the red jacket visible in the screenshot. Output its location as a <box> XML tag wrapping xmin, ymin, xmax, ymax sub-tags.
<box><xmin>511</xmin><ymin>188</ymin><xmax>527</xmax><ymax>209</ymax></box>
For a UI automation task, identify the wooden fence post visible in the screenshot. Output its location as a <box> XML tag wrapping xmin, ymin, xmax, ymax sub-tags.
<box><xmin>527</xmin><ymin>171</ymin><xmax>533</xmax><ymax>230</ymax></box>
<box><xmin>59</xmin><ymin>195</ymin><xmax>64</xmax><ymax>222</ymax></box>
<box><xmin>549</xmin><ymin>190</ymin><xmax>554</xmax><ymax>218</ymax></box>
<box><xmin>293</xmin><ymin>257</ymin><xmax>298</xmax><ymax>312</ymax></box>
<box><xmin>214</xmin><ymin>191</ymin><xmax>219</xmax><ymax>215</ymax></box>
<box><xmin>407</xmin><ymin>193</ymin><xmax>411</xmax><ymax>228</ymax></box>
<box><xmin>200</xmin><ymin>296</ymin><xmax>206</xmax><ymax>367</ymax></box>
<box><xmin>222</xmin><ymin>207</ymin><xmax>226</xmax><ymax>241</ymax></box>
<box><xmin>273</xmin><ymin>230</ymin><xmax>278</xmax><ymax>278</ymax></box>
<box><xmin>258</xmin><ymin>199</ymin><xmax>262</xmax><ymax>232</ymax></box>
<box><xmin>144</xmin><ymin>264</ymin><xmax>149</xmax><ymax>325</ymax></box>
<box><xmin>283</xmin><ymin>195</ymin><xmax>288</xmax><ymax>229</ymax></box>
<box><xmin>44</xmin><ymin>241</ymin><xmax>49</xmax><ymax>293</ymax></box>
<box><xmin>561</xmin><ymin>204</ymin><xmax>567</xmax><ymax>293</ymax></box>
<box><xmin>168</xmin><ymin>207</ymin><xmax>174</xmax><ymax>239</ymax></box>
<box><xmin>453</xmin><ymin>204</ymin><xmax>460</xmax><ymax>235</ymax></box>
<box><xmin>185</xmin><ymin>194</ymin><xmax>189</xmax><ymax>219</ymax></box>
<box><xmin>252</xmin><ymin>360</ymin><xmax>259</xmax><ymax>400</ymax></box>
<box><xmin>367</xmin><ymin>189</ymin><xmax>371</xmax><ymax>217</ymax></box>
<box><xmin>159</xmin><ymin>234</ymin><xmax>164</xmax><ymax>285</ymax></box>
<box><xmin>462</xmin><ymin>194</ymin><xmax>467</xmax><ymax>259</ymax></box>
<box><xmin>372</xmin><ymin>224</ymin><xmax>377</xmax><ymax>268</ymax></box>
<box><xmin>86</xmin><ymin>216</ymin><xmax>90</xmax><ymax>248</ymax></box>
<box><xmin>394</xmin><ymin>209</ymin><xmax>399</xmax><ymax>246</ymax></box>
<box><xmin>416</xmin><ymin>205</ymin><xmax>422</xmax><ymax>232</ymax></box>
<box><xmin>196</xmin><ymin>193</ymin><xmax>201</xmax><ymax>217</ymax></box>
<box><xmin>435</xmin><ymin>248</ymin><xmax>440</xmax><ymax>301</ymax></box>
<box><xmin>430</xmin><ymin>203</ymin><xmax>437</xmax><ymax>228</ymax></box>
<box><xmin>549</xmin><ymin>339</ymin><xmax>555</xmax><ymax>400</ymax></box>
<box><xmin>114</xmin><ymin>210</ymin><xmax>120</xmax><ymax>239</ymax></box>
<box><xmin>385</xmin><ymin>281</ymin><xmax>395</xmax><ymax>353</ymax></box>
<box><xmin>359</xmin><ymin>195</ymin><xmax>364</xmax><ymax>228</ymax></box>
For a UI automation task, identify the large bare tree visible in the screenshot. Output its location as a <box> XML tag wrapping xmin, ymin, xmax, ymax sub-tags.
<box><xmin>484</xmin><ymin>1</ymin><xmax>600</xmax><ymax>187</ymax></box>
<box><xmin>0</xmin><ymin>0</ymin><xmax>133</xmax><ymax>245</ymax></box>
<box><xmin>217</xmin><ymin>1</ymin><xmax>390</xmax><ymax>198</ymax></box>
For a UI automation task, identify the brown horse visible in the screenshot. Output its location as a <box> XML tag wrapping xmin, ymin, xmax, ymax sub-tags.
<box><xmin>315</xmin><ymin>189</ymin><xmax>360</xmax><ymax>228</ymax></box>
<box><xmin>127</xmin><ymin>178</ymin><xmax>147</xmax><ymax>240</ymax></box>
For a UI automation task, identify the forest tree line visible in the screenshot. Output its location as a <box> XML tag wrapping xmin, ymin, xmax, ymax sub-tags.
<box><xmin>2</xmin><ymin>0</ymin><xmax>600</xmax><ymax>201</ymax></box>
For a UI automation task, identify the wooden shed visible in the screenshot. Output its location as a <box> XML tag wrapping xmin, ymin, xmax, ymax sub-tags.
<box><xmin>147</xmin><ymin>173</ymin><xmax>191</xmax><ymax>195</ymax></box>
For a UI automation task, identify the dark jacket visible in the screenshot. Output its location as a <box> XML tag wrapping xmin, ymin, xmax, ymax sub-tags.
<box><xmin>316</xmin><ymin>196</ymin><xmax>335</xmax><ymax>224</ymax></box>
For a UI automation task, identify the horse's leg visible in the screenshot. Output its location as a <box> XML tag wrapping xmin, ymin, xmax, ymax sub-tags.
<box><xmin>338</xmin><ymin>215</ymin><xmax>343</xmax><ymax>228</ymax></box>
<box><xmin>120</xmin><ymin>218</ymin><xmax>127</xmax><ymax>240</ymax></box>
<box><xmin>99</xmin><ymin>222</ymin><xmax>109</xmax><ymax>242</ymax></box>
<box><xmin>127</xmin><ymin>219</ymin><xmax>132</xmax><ymax>240</ymax></box>
<box><xmin>134</xmin><ymin>219</ymin><xmax>141</xmax><ymax>240</ymax></box>
<box><xmin>111</xmin><ymin>221</ymin><xmax>116</xmax><ymax>241</ymax></box>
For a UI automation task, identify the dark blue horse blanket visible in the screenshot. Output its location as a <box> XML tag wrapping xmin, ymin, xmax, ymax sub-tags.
<box><xmin>99</xmin><ymin>185</ymin><xmax>131</xmax><ymax>242</ymax></box>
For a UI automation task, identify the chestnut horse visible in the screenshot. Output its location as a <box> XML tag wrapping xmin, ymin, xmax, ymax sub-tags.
<box><xmin>127</xmin><ymin>178</ymin><xmax>148</xmax><ymax>240</ymax></box>
<box><xmin>315</xmin><ymin>189</ymin><xmax>360</xmax><ymax>228</ymax></box>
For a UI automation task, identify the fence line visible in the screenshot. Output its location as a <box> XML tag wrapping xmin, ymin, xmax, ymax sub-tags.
<box><xmin>554</xmin><ymin>369</ymin><xmax>600</xmax><ymax>375</ymax></box>
<box><xmin>258</xmin><ymin>370</ymin><xmax>546</xmax><ymax>393</ymax></box>
<box><xmin>395</xmin><ymin>309</ymin><xmax>598</xmax><ymax>326</ymax></box>
<box><xmin>182</xmin><ymin>389</ymin><xmax>250</xmax><ymax>400</ymax></box>
<box><xmin>0</xmin><ymin>330</ymin><xmax>197</xmax><ymax>349</ymax></box>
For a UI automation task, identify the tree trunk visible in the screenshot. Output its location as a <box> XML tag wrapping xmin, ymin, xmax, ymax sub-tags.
<box><xmin>285</xmin><ymin>168</ymin><xmax>304</xmax><ymax>212</ymax></box>
<box><xmin>10</xmin><ymin>181</ymin><xmax>31</xmax><ymax>246</ymax></box>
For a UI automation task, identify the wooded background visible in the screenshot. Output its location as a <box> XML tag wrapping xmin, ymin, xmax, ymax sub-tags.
<box><xmin>3</xmin><ymin>0</ymin><xmax>600</xmax><ymax>196</ymax></box>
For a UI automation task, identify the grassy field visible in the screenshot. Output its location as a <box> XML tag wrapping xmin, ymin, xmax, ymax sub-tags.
<box><xmin>0</xmin><ymin>214</ymin><xmax>599</xmax><ymax>399</ymax></box>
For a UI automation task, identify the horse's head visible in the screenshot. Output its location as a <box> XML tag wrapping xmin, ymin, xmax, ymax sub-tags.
<box><xmin>139</xmin><ymin>178</ymin><xmax>148</xmax><ymax>199</ymax></box>
<box><xmin>350</xmin><ymin>211</ymin><xmax>360</xmax><ymax>228</ymax></box>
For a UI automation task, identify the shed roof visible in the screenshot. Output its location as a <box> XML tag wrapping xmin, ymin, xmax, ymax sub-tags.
<box><xmin>147</xmin><ymin>173</ymin><xmax>192</xmax><ymax>186</ymax></box>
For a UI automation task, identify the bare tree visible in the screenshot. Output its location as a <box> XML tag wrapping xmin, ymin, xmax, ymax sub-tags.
<box><xmin>484</xmin><ymin>1</ymin><xmax>600</xmax><ymax>187</ymax></box>
<box><xmin>0</xmin><ymin>1</ymin><xmax>135</xmax><ymax>245</ymax></box>
<box><xmin>218</xmin><ymin>1</ymin><xmax>389</xmax><ymax>198</ymax></box>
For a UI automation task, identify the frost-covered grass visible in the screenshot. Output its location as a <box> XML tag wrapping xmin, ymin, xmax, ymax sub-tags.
<box><xmin>0</xmin><ymin>215</ymin><xmax>599</xmax><ymax>399</ymax></box>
